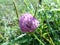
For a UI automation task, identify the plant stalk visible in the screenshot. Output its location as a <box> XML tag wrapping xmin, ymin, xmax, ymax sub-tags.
<box><xmin>33</xmin><ymin>33</ymin><xmax>44</xmax><ymax>45</ymax></box>
<box><xmin>13</xmin><ymin>0</ymin><xmax>19</xmax><ymax>18</ymax></box>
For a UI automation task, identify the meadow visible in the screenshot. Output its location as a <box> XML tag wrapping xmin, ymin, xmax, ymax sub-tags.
<box><xmin>0</xmin><ymin>0</ymin><xmax>60</xmax><ymax>45</ymax></box>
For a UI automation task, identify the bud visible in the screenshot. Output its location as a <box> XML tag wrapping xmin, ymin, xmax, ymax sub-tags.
<box><xmin>19</xmin><ymin>13</ymin><xmax>39</xmax><ymax>32</ymax></box>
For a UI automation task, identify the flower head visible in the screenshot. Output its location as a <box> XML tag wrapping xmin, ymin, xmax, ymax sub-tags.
<box><xmin>19</xmin><ymin>13</ymin><xmax>39</xmax><ymax>32</ymax></box>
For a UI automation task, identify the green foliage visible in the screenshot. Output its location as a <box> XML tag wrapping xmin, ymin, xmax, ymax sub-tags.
<box><xmin>0</xmin><ymin>0</ymin><xmax>60</xmax><ymax>45</ymax></box>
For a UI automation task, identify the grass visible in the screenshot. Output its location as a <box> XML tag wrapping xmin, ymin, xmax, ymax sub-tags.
<box><xmin>0</xmin><ymin>0</ymin><xmax>60</xmax><ymax>45</ymax></box>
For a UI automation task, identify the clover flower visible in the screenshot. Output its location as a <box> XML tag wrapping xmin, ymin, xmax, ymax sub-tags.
<box><xmin>19</xmin><ymin>13</ymin><xmax>39</xmax><ymax>32</ymax></box>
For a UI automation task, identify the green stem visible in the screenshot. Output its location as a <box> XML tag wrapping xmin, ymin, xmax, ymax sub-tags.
<box><xmin>46</xmin><ymin>21</ymin><xmax>55</xmax><ymax>45</ymax></box>
<box><xmin>47</xmin><ymin>33</ymin><xmax>55</xmax><ymax>45</ymax></box>
<box><xmin>41</xmin><ymin>35</ymin><xmax>51</xmax><ymax>44</ymax></box>
<box><xmin>33</xmin><ymin>33</ymin><xmax>44</xmax><ymax>45</ymax></box>
<box><xmin>34</xmin><ymin>0</ymin><xmax>42</xmax><ymax>17</ymax></box>
<box><xmin>39</xmin><ymin>31</ymin><xmax>53</xmax><ymax>45</ymax></box>
<box><xmin>34</xmin><ymin>1</ymin><xmax>38</xmax><ymax>17</ymax></box>
<box><xmin>13</xmin><ymin>0</ymin><xmax>19</xmax><ymax>18</ymax></box>
<box><xmin>34</xmin><ymin>6</ymin><xmax>38</xmax><ymax>17</ymax></box>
